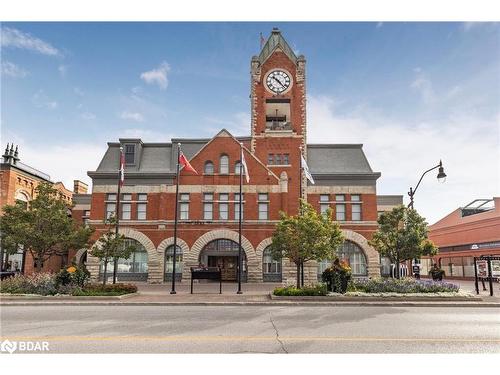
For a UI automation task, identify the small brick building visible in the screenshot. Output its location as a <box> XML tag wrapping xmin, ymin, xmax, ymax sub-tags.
<box><xmin>0</xmin><ymin>143</ymin><xmax>88</xmax><ymax>273</ymax></box>
<box><xmin>83</xmin><ymin>29</ymin><xmax>399</xmax><ymax>284</ymax></box>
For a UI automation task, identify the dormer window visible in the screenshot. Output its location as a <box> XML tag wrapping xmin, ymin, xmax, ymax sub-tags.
<box><xmin>124</xmin><ymin>144</ymin><xmax>135</xmax><ymax>165</ymax></box>
<box><xmin>219</xmin><ymin>155</ymin><xmax>229</xmax><ymax>174</ymax></box>
<box><xmin>204</xmin><ymin>161</ymin><xmax>214</xmax><ymax>175</ymax></box>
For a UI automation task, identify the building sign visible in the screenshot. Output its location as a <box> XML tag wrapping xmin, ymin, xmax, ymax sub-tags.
<box><xmin>492</xmin><ymin>260</ymin><xmax>500</xmax><ymax>278</ymax></box>
<box><xmin>470</xmin><ymin>242</ymin><xmax>500</xmax><ymax>250</ymax></box>
<box><xmin>476</xmin><ymin>260</ymin><xmax>488</xmax><ymax>278</ymax></box>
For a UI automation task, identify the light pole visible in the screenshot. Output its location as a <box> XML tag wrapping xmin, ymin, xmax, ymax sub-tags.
<box><xmin>408</xmin><ymin>160</ymin><xmax>447</xmax><ymax>209</ymax></box>
<box><xmin>407</xmin><ymin>160</ymin><xmax>446</xmax><ymax>278</ymax></box>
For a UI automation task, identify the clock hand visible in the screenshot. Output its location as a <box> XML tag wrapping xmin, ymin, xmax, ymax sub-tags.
<box><xmin>272</xmin><ymin>76</ymin><xmax>284</xmax><ymax>88</ymax></box>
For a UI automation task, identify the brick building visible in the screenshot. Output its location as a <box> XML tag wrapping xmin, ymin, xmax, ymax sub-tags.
<box><xmin>0</xmin><ymin>143</ymin><xmax>88</xmax><ymax>273</ymax></box>
<box><xmin>423</xmin><ymin>198</ymin><xmax>500</xmax><ymax>279</ymax></box>
<box><xmin>84</xmin><ymin>28</ymin><xmax>400</xmax><ymax>284</ymax></box>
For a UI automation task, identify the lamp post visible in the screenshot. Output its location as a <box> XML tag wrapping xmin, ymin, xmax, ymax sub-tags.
<box><xmin>406</xmin><ymin>160</ymin><xmax>446</xmax><ymax>278</ymax></box>
<box><xmin>408</xmin><ymin>160</ymin><xmax>447</xmax><ymax>209</ymax></box>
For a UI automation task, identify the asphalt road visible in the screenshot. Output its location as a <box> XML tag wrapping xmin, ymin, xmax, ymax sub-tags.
<box><xmin>1</xmin><ymin>305</ymin><xmax>499</xmax><ymax>353</ymax></box>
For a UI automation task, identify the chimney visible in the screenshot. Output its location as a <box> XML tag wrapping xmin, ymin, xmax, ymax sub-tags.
<box><xmin>73</xmin><ymin>180</ymin><xmax>88</xmax><ymax>194</ymax></box>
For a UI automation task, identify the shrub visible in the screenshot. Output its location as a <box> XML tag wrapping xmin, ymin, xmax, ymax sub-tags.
<box><xmin>0</xmin><ymin>272</ymin><xmax>58</xmax><ymax>295</ymax></box>
<box><xmin>273</xmin><ymin>284</ymin><xmax>327</xmax><ymax>296</ymax></box>
<box><xmin>350</xmin><ymin>277</ymin><xmax>459</xmax><ymax>294</ymax></box>
<box><xmin>73</xmin><ymin>283</ymin><xmax>137</xmax><ymax>296</ymax></box>
<box><xmin>55</xmin><ymin>264</ymin><xmax>90</xmax><ymax>288</ymax></box>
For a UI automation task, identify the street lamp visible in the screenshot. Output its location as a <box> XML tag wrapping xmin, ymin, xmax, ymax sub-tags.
<box><xmin>408</xmin><ymin>160</ymin><xmax>447</xmax><ymax>209</ymax></box>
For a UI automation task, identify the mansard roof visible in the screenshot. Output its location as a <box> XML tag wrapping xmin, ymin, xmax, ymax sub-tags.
<box><xmin>90</xmin><ymin>136</ymin><xmax>379</xmax><ymax>182</ymax></box>
<box><xmin>257</xmin><ymin>28</ymin><xmax>299</xmax><ymax>64</ymax></box>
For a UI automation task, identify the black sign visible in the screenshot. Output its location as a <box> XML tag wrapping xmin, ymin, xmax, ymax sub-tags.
<box><xmin>190</xmin><ymin>267</ymin><xmax>222</xmax><ymax>294</ymax></box>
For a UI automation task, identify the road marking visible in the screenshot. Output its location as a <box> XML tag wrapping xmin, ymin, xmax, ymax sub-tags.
<box><xmin>2</xmin><ymin>335</ymin><xmax>500</xmax><ymax>343</ymax></box>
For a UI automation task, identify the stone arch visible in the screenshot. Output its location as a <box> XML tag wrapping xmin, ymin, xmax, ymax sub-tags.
<box><xmin>185</xmin><ymin>229</ymin><xmax>260</xmax><ymax>282</ymax></box>
<box><xmin>15</xmin><ymin>189</ymin><xmax>31</xmax><ymax>202</ymax></box>
<box><xmin>157</xmin><ymin>237</ymin><xmax>190</xmax><ymax>283</ymax></box>
<box><xmin>74</xmin><ymin>248</ymin><xmax>87</xmax><ymax>265</ymax></box>
<box><xmin>86</xmin><ymin>227</ymin><xmax>162</xmax><ymax>284</ymax></box>
<box><xmin>341</xmin><ymin>229</ymin><xmax>380</xmax><ymax>278</ymax></box>
<box><xmin>256</xmin><ymin>237</ymin><xmax>285</xmax><ymax>282</ymax></box>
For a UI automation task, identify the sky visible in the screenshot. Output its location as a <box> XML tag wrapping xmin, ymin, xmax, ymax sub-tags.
<box><xmin>1</xmin><ymin>22</ymin><xmax>499</xmax><ymax>224</ymax></box>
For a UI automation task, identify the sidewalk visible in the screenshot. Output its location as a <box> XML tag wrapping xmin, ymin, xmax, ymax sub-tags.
<box><xmin>2</xmin><ymin>280</ymin><xmax>500</xmax><ymax>306</ymax></box>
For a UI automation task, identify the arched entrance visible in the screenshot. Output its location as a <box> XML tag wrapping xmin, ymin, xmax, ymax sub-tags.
<box><xmin>262</xmin><ymin>246</ymin><xmax>282</xmax><ymax>282</ymax></box>
<box><xmin>199</xmin><ymin>239</ymin><xmax>247</xmax><ymax>282</ymax></box>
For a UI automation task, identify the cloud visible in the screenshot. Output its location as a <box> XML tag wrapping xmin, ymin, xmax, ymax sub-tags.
<box><xmin>81</xmin><ymin>112</ymin><xmax>96</xmax><ymax>120</ymax></box>
<box><xmin>204</xmin><ymin>112</ymin><xmax>249</xmax><ymax>136</ymax></box>
<box><xmin>1</xmin><ymin>27</ymin><xmax>61</xmax><ymax>56</ymax></box>
<box><xmin>2</xmin><ymin>132</ymin><xmax>104</xmax><ymax>189</ymax></box>
<box><xmin>376</xmin><ymin>22</ymin><xmax>384</xmax><ymax>29</ymax></box>
<box><xmin>120</xmin><ymin>111</ymin><xmax>144</xmax><ymax>122</ymax></box>
<box><xmin>119</xmin><ymin>128</ymin><xmax>172</xmax><ymax>142</ymax></box>
<box><xmin>73</xmin><ymin>87</ymin><xmax>84</xmax><ymax>96</ymax></box>
<box><xmin>32</xmin><ymin>90</ymin><xmax>58</xmax><ymax>110</ymax></box>
<box><xmin>1</xmin><ymin>61</ymin><xmax>28</xmax><ymax>78</ymax></box>
<box><xmin>307</xmin><ymin>94</ymin><xmax>499</xmax><ymax>224</ymax></box>
<box><xmin>140</xmin><ymin>62</ymin><xmax>170</xmax><ymax>90</ymax></box>
<box><xmin>410</xmin><ymin>68</ymin><xmax>436</xmax><ymax>104</ymax></box>
<box><xmin>58</xmin><ymin>65</ymin><xmax>68</xmax><ymax>77</ymax></box>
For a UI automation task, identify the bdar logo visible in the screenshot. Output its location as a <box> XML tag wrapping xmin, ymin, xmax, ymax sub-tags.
<box><xmin>0</xmin><ymin>339</ymin><xmax>17</xmax><ymax>354</ymax></box>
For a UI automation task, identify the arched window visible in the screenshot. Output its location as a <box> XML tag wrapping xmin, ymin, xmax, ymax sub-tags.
<box><xmin>204</xmin><ymin>161</ymin><xmax>214</xmax><ymax>174</ymax></box>
<box><xmin>219</xmin><ymin>155</ymin><xmax>229</xmax><ymax>174</ymax></box>
<box><xmin>317</xmin><ymin>240</ymin><xmax>368</xmax><ymax>278</ymax></box>
<box><xmin>99</xmin><ymin>239</ymin><xmax>148</xmax><ymax>280</ymax></box>
<box><xmin>338</xmin><ymin>241</ymin><xmax>367</xmax><ymax>276</ymax></box>
<box><xmin>234</xmin><ymin>161</ymin><xmax>241</xmax><ymax>174</ymax></box>
<box><xmin>15</xmin><ymin>190</ymin><xmax>30</xmax><ymax>210</ymax></box>
<box><xmin>164</xmin><ymin>245</ymin><xmax>183</xmax><ymax>281</ymax></box>
<box><xmin>263</xmin><ymin>246</ymin><xmax>282</xmax><ymax>282</ymax></box>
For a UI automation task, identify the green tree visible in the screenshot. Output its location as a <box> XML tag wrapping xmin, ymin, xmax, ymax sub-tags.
<box><xmin>369</xmin><ymin>205</ymin><xmax>438</xmax><ymax>279</ymax></box>
<box><xmin>89</xmin><ymin>217</ymin><xmax>136</xmax><ymax>285</ymax></box>
<box><xmin>269</xmin><ymin>200</ymin><xmax>344</xmax><ymax>288</ymax></box>
<box><xmin>0</xmin><ymin>183</ymin><xmax>94</xmax><ymax>272</ymax></box>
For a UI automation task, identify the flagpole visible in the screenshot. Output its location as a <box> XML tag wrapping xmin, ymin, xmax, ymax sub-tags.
<box><xmin>113</xmin><ymin>146</ymin><xmax>123</xmax><ymax>285</ymax></box>
<box><xmin>298</xmin><ymin>146</ymin><xmax>304</xmax><ymax>287</ymax></box>
<box><xmin>171</xmin><ymin>143</ymin><xmax>181</xmax><ymax>294</ymax></box>
<box><xmin>237</xmin><ymin>142</ymin><xmax>244</xmax><ymax>294</ymax></box>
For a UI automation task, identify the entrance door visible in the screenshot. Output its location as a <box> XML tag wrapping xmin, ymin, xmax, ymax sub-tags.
<box><xmin>208</xmin><ymin>256</ymin><xmax>237</xmax><ymax>281</ymax></box>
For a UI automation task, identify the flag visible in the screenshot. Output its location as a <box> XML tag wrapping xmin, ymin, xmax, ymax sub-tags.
<box><xmin>260</xmin><ymin>32</ymin><xmax>265</xmax><ymax>49</ymax></box>
<box><xmin>301</xmin><ymin>154</ymin><xmax>315</xmax><ymax>184</ymax></box>
<box><xmin>179</xmin><ymin>151</ymin><xmax>198</xmax><ymax>174</ymax></box>
<box><xmin>241</xmin><ymin>149</ymin><xmax>250</xmax><ymax>183</ymax></box>
<box><xmin>119</xmin><ymin>148</ymin><xmax>125</xmax><ymax>187</ymax></box>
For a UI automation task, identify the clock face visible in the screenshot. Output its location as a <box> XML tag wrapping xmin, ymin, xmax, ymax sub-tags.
<box><xmin>266</xmin><ymin>70</ymin><xmax>292</xmax><ymax>94</ymax></box>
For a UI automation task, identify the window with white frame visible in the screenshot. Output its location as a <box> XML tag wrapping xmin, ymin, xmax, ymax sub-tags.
<box><xmin>137</xmin><ymin>202</ymin><xmax>147</xmax><ymax>220</ymax></box>
<box><xmin>258</xmin><ymin>193</ymin><xmax>269</xmax><ymax>220</ymax></box>
<box><xmin>234</xmin><ymin>193</ymin><xmax>244</xmax><ymax>220</ymax></box>
<box><xmin>352</xmin><ymin>203</ymin><xmax>362</xmax><ymax>221</ymax></box>
<box><xmin>105</xmin><ymin>193</ymin><xmax>116</xmax><ymax>219</ymax></box>
<box><xmin>219</xmin><ymin>155</ymin><xmax>229</xmax><ymax>174</ymax></box>
<box><xmin>179</xmin><ymin>193</ymin><xmax>189</xmax><ymax>220</ymax></box>
<box><xmin>203</xmin><ymin>193</ymin><xmax>213</xmax><ymax>220</ymax></box>
<box><xmin>121</xmin><ymin>202</ymin><xmax>131</xmax><ymax>220</ymax></box>
<box><xmin>204</xmin><ymin>161</ymin><xmax>214</xmax><ymax>174</ymax></box>
<box><xmin>336</xmin><ymin>203</ymin><xmax>346</xmax><ymax>221</ymax></box>
<box><xmin>320</xmin><ymin>194</ymin><xmax>330</xmax><ymax>215</ymax></box>
<box><xmin>219</xmin><ymin>193</ymin><xmax>229</xmax><ymax>220</ymax></box>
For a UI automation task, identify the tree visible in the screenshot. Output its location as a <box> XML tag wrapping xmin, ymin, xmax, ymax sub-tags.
<box><xmin>0</xmin><ymin>183</ymin><xmax>94</xmax><ymax>272</ymax></box>
<box><xmin>369</xmin><ymin>205</ymin><xmax>438</xmax><ymax>279</ymax></box>
<box><xmin>268</xmin><ymin>199</ymin><xmax>344</xmax><ymax>288</ymax></box>
<box><xmin>89</xmin><ymin>217</ymin><xmax>136</xmax><ymax>285</ymax></box>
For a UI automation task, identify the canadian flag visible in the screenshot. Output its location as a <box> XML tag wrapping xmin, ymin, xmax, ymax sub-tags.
<box><xmin>179</xmin><ymin>151</ymin><xmax>198</xmax><ymax>174</ymax></box>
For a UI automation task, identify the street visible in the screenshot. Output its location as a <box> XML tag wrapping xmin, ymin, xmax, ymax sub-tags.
<box><xmin>1</xmin><ymin>305</ymin><xmax>499</xmax><ymax>353</ymax></box>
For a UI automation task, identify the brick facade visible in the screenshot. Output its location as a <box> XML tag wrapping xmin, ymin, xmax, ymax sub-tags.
<box><xmin>85</xmin><ymin>29</ymin><xmax>387</xmax><ymax>285</ymax></box>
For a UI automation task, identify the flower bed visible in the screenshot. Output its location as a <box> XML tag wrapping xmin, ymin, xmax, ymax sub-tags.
<box><xmin>349</xmin><ymin>277</ymin><xmax>459</xmax><ymax>294</ymax></box>
<box><xmin>0</xmin><ymin>267</ymin><xmax>137</xmax><ymax>296</ymax></box>
<box><xmin>273</xmin><ymin>284</ymin><xmax>327</xmax><ymax>296</ymax></box>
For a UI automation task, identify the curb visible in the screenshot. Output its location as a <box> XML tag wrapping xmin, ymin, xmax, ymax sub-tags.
<box><xmin>0</xmin><ymin>292</ymin><xmax>138</xmax><ymax>301</ymax></box>
<box><xmin>269</xmin><ymin>294</ymin><xmax>483</xmax><ymax>302</ymax></box>
<box><xmin>1</xmin><ymin>300</ymin><xmax>499</xmax><ymax>307</ymax></box>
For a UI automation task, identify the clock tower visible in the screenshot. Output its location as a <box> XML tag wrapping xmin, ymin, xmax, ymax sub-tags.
<box><xmin>250</xmin><ymin>28</ymin><xmax>307</xmax><ymax>215</ymax></box>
